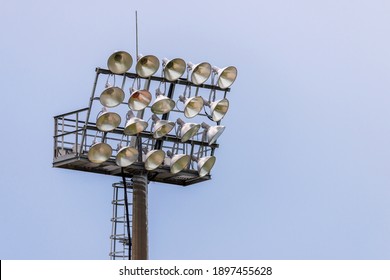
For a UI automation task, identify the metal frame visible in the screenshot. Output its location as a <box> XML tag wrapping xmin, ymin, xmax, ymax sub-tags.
<box><xmin>53</xmin><ymin>68</ymin><xmax>227</xmax><ymax>186</ymax></box>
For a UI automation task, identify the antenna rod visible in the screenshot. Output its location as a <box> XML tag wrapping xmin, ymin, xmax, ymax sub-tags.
<box><xmin>135</xmin><ymin>11</ymin><xmax>139</xmax><ymax>60</ymax></box>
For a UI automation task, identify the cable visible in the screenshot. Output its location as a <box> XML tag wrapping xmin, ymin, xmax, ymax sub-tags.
<box><xmin>121</xmin><ymin>168</ymin><xmax>132</xmax><ymax>260</ymax></box>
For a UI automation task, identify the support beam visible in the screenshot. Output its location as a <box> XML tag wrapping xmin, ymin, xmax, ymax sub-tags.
<box><xmin>131</xmin><ymin>173</ymin><xmax>149</xmax><ymax>260</ymax></box>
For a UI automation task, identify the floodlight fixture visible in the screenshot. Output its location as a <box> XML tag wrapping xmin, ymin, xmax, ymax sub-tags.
<box><xmin>151</xmin><ymin>88</ymin><xmax>175</xmax><ymax>115</ymax></box>
<box><xmin>123</xmin><ymin>111</ymin><xmax>148</xmax><ymax>136</ymax></box>
<box><xmin>204</xmin><ymin>98</ymin><xmax>229</xmax><ymax>122</ymax></box>
<box><xmin>212</xmin><ymin>66</ymin><xmax>238</xmax><ymax>89</ymax></box>
<box><xmin>88</xmin><ymin>142</ymin><xmax>113</xmax><ymax>164</ymax></box>
<box><xmin>107</xmin><ymin>51</ymin><xmax>133</xmax><ymax>74</ymax></box>
<box><xmin>100</xmin><ymin>84</ymin><xmax>125</xmax><ymax>108</ymax></box>
<box><xmin>178</xmin><ymin>95</ymin><xmax>204</xmax><ymax>118</ymax></box>
<box><xmin>128</xmin><ymin>89</ymin><xmax>152</xmax><ymax>111</ymax></box>
<box><xmin>187</xmin><ymin>61</ymin><xmax>211</xmax><ymax>85</ymax></box>
<box><xmin>166</xmin><ymin>150</ymin><xmax>190</xmax><ymax>174</ymax></box>
<box><xmin>177</xmin><ymin>118</ymin><xmax>201</xmax><ymax>142</ymax></box>
<box><xmin>144</xmin><ymin>149</ymin><xmax>165</xmax><ymax>171</ymax></box>
<box><xmin>162</xmin><ymin>58</ymin><xmax>186</xmax><ymax>81</ymax></box>
<box><xmin>136</xmin><ymin>54</ymin><xmax>160</xmax><ymax>78</ymax></box>
<box><xmin>201</xmin><ymin>122</ymin><xmax>225</xmax><ymax>145</ymax></box>
<box><xmin>116</xmin><ymin>145</ymin><xmax>138</xmax><ymax>167</ymax></box>
<box><xmin>96</xmin><ymin>108</ymin><xmax>121</xmax><ymax>132</ymax></box>
<box><xmin>152</xmin><ymin>114</ymin><xmax>175</xmax><ymax>138</ymax></box>
<box><xmin>192</xmin><ymin>155</ymin><xmax>216</xmax><ymax>177</ymax></box>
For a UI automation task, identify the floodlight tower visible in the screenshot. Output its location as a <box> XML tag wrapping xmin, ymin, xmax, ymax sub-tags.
<box><xmin>52</xmin><ymin>50</ymin><xmax>237</xmax><ymax>259</ymax></box>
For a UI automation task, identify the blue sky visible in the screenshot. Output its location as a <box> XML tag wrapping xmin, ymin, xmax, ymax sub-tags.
<box><xmin>1</xmin><ymin>0</ymin><xmax>390</xmax><ymax>259</ymax></box>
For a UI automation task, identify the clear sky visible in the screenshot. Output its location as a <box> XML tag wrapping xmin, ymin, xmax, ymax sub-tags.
<box><xmin>1</xmin><ymin>0</ymin><xmax>390</xmax><ymax>260</ymax></box>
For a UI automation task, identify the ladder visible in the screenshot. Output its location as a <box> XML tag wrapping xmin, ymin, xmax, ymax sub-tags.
<box><xmin>109</xmin><ymin>180</ymin><xmax>133</xmax><ymax>260</ymax></box>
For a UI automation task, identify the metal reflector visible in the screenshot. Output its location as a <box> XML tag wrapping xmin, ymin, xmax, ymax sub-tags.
<box><xmin>144</xmin><ymin>150</ymin><xmax>165</xmax><ymax>170</ymax></box>
<box><xmin>197</xmin><ymin>155</ymin><xmax>216</xmax><ymax>177</ymax></box>
<box><xmin>96</xmin><ymin>111</ymin><xmax>121</xmax><ymax>132</ymax></box>
<box><xmin>209</xmin><ymin>98</ymin><xmax>229</xmax><ymax>122</ymax></box>
<box><xmin>188</xmin><ymin>62</ymin><xmax>211</xmax><ymax>85</ymax></box>
<box><xmin>152</xmin><ymin>115</ymin><xmax>174</xmax><ymax>138</ymax></box>
<box><xmin>151</xmin><ymin>95</ymin><xmax>175</xmax><ymax>114</ymax></box>
<box><xmin>124</xmin><ymin>117</ymin><xmax>148</xmax><ymax>136</ymax></box>
<box><xmin>116</xmin><ymin>146</ymin><xmax>138</xmax><ymax>167</ymax></box>
<box><xmin>136</xmin><ymin>54</ymin><xmax>160</xmax><ymax>78</ymax></box>
<box><xmin>88</xmin><ymin>142</ymin><xmax>112</xmax><ymax>163</ymax></box>
<box><xmin>162</xmin><ymin>58</ymin><xmax>186</xmax><ymax>81</ymax></box>
<box><xmin>178</xmin><ymin>95</ymin><xmax>204</xmax><ymax>118</ymax></box>
<box><xmin>213</xmin><ymin>66</ymin><xmax>238</xmax><ymax>89</ymax></box>
<box><xmin>128</xmin><ymin>89</ymin><xmax>152</xmax><ymax>111</ymax></box>
<box><xmin>170</xmin><ymin>154</ymin><xmax>190</xmax><ymax>174</ymax></box>
<box><xmin>107</xmin><ymin>51</ymin><xmax>133</xmax><ymax>74</ymax></box>
<box><xmin>177</xmin><ymin>118</ymin><xmax>200</xmax><ymax>142</ymax></box>
<box><xmin>202</xmin><ymin>122</ymin><xmax>225</xmax><ymax>145</ymax></box>
<box><xmin>100</xmin><ymin>86</ymin><xmax>125</xmax><ymax>108</ymax></box>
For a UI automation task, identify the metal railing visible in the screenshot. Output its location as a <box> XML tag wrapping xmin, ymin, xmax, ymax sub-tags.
<box><xmin>53</xmin><ymin>108</ymin><xmax>88</xmax><ymax>159</ymax></box>
<box><xmin>53</xmin><ymin>109</ymin><xmax>217</xmax><ymax>163</ymax></box>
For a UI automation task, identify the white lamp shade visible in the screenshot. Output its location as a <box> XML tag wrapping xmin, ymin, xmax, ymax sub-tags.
<box><xmin>128</xmin><ymin>90</ymin><xmax>152</xmax><ymax>111</ymax></box>
<box><xmin>153</xmin><ymin>120</ymin><xmax>175</xmax><ymax>138</ymax></box>
<box><xmin>207</xmin><ymin>125</ymin><xmax>225</xmax><ymax>145</ymax></box>
<box><xmin>210</xmin><ymin>98</ymin><xmax>229</xmax><ymax>122</ymax></box>
<box><xmin>144</xmin><ymin>150</ymin><xmax>165</xmax><ymax>170</ymax></box>
<box><xmin>107</xmin><ymin>51</ymin><xmax>133</xmax><ymax>74</ymax></box>
<box><xmin>88</xmin><ymin>142</ymin><xmax>112</xmax><ymax>163</ymax></box>
<box><xmin>197</xmin><ymin>156</ymin><xmax>216</xmax><ymax>177</ymax></box>
<box><xmin>163</xmin><ymin>58</ymin><xmax>186</xmax><ymax>81</ymax></box>
<box><xmin>151</xmin><ymin>95</ymin><xmax>175</xmax><ymax>115</ymax></box>
<box><xmin>124</xmin><ymin>117</ymin><xmax>148</xmax><ymax>135</ymax></box>
<box><xmin>170</xmin><ymin>154</ymin><xmax>190</xmax><ymax>174</ymax></box>
<box><xmin>96</xmin><ymin>112</ymin><xmax>121</xmax><ymax>132</ymax></box>
<box><xmin>136</xmin><ymin>55</ymin><xmax>160</xmax><ymax>78</ymax></box>
<box><xmin>100</xmin><ymin>86</ymin><xmax>125</xmax><ymax>108</ymax></box>
<box><xmin>183</xmin><ymin>96</ymin><xmax>204</xmax><ymax>118</ymax></box>
<box><xmin>180</xmin><ymin>123</ymin><xmax>200</xmax><ymax>142</ymax></box>
<box><xmin>189</xmin><ymin>62</ymin><xmax>211</xmax><ymax>85</ymax></box>
<box><xmin>214</xmin><ymin>66</ymin><xmax>238</xmax><ymax>89</ymax></box>
<box><xmin>116</xmin><ymin>146</ymin><xmax>138</xmax><ymax>167</ymax></box>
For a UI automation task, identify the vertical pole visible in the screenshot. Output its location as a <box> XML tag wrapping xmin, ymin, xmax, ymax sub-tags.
<box><xmin>75</xmin><ymin>111</ymin><xmax>79</xmax><ymax>153</ymax></box>
<box><xmin>79</xmin><ymin>69</ymin><xmax>100</xmax><ymax>155</ymax></box>
<box><xmin>131</xmin><ymin>173</ymin><xmax>148</xmax><ymax>260</ymax></box>
<box><xmin>61</xmin><ymin>116</ymin><xmax>64</xmax><ymax>152</ymax></box>
<box><xmin>154</xmin><ymin>83</ymin><xmax>175</xmax><ymax>151</ymax></box>
<box><xmin>54</xmin><ymin>117</ymin><xmax>58</xmax><ymax>158</ymax></box>
<box><xmin>131</xmin><ymin>9</ymin><xmax>148</xmax><ymax>255</ymax></box>
<box><xmin>135</xmin><ymin>11</ymin><xmax>139</xmax><ymax>60</ymax></box>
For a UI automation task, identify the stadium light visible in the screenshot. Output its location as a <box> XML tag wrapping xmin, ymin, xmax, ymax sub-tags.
<box><xmin>53</xmin><ymin>49</ymin><xmax>237</xmax><ymax>260</ymax></box>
